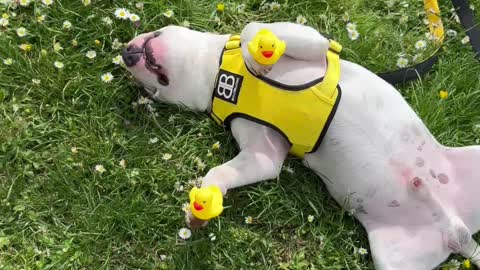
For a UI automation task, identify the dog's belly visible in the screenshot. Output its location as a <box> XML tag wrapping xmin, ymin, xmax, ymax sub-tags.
<box><xmin>298</xmin><ymin>60</ymin><xmax>457</xmax><ymax>227</ymax></box>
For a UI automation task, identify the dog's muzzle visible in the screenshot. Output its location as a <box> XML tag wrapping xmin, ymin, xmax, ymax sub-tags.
<box><xmin>122</xmin><ymin>44</ymin><xmax>142</xmax><ymax>67</ymax></box>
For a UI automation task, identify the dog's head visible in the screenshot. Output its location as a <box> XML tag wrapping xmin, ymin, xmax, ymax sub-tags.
<box><xmin>122</xmin><ymin>25</ymin><xmax>224</xmax><ymax>111</ymax></box>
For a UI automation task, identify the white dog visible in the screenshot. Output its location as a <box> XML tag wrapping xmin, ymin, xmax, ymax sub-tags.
<box><xmin>122</xmin><ymin>22</ymin><xmax>480</xmax><ymax>270</ymax></box>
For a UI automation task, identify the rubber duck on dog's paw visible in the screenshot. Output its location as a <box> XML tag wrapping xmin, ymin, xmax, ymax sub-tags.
<box><xmin>247</xmin><ymin>29</ymin><xmax>286</xmax><ymax>66</ymax></box>
<box><xmin>189</xmin><ymin>185</ymin><xmax>223</xmax><ymax>221</ymax></box>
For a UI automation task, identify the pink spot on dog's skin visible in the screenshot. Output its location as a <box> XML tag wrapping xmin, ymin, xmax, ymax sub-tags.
<box><xmin>438</xmin><ymin>173</ymin><xmax>449</xmax><ymax>184</ymax></box>
<box><xmin>389</xmin><ymin>159</ymin><xmax>413</xmax><ymax>186</ymax></box>
<box><xmin>429</xmin><ymin>169</ymin><xmax>437</xmax><ymax>179</ymax></box>
<box><xmin>415</xmin><ymin>157</ymin><xmax>425</xmax><ymax>167</ymax></box>
<box><xmin>413</xmin><ymin>177</ymin><xmax>423</xmax><ymax>188</ymax></box>
<box><xmin>388</xmin><ymin>200</ymin><xmax>400</xmax><ymax>207</ymax></box>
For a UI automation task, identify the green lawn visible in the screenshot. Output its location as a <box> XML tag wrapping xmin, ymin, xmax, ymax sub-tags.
<box><xmin>1</xmin><ymin>0</ymin><xmax>480</xmax><ymax>269</ymax></box>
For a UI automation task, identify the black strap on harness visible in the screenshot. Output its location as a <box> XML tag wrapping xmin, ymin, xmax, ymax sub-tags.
<box><xmin>376</xmin><ymin>0</ymin><xmax>479</xmax><ymax>85</ymax></box>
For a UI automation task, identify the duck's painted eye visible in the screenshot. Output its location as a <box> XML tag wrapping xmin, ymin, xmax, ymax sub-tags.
<box><xmin>203</xmin><ymin>201</ymin><xmax>206</xmax><ymax>203</ymax></box>
<box><xmin>272</xmin><ymin>44</ymin><xmax>274</xmax><ymax>47</ymax></box>
<box><xmin>260</xmin><ymin>46</ymin><xmax>263</xmax><ymax>49</ymax></box>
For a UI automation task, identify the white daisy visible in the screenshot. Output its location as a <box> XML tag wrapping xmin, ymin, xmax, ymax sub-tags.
<box><xmin>112</xmin><ymin>38</ymin><xmax>123</xmax><ymax>50</ymax></box>
<box><xmin>159</xmin><ymin>254</ymin><xmax>167</xmax><ymax>261</ymax></box>
<box><xmin>149</xmin><ymin>137</ymin><xmax>159</xmax><ymax>144</ymax></box>
<box><xmin>399</xmin><ymin>15</ymin><xmax>409</xmax><ymax>24</ymax></box>
<box><xmin>16</xmin><ymin>27</ymin><xmax>27</xmax><ymax>37</ymax></box>
<box><xmin>163</xmin><ymin>10</ymin><xmax>174</xmax><ymax>18</ymax></box>
<box><xmin>414</xmin><ymin>40</ymin><xmax>427</xmax><ymax>50</ymax></box>
<box><xmin>178</xmin><ymin>228</ymin><xmax>191</xmax><ymax>240</ymax></box>
<box><xmin>412</xmin><ymin>54</ymin><xmax>422</xmax><ymax>63</ymax></box>
<box><xmin>71</xmin><ymin>147</ymin><xmax>78</xmax><ymax>154</ymax></box>
<box><xmin>129</xmin><ymin>168</ymin><xmax>140</xmax><ymax>177</ymax></box>
<box><xmin>346</xmin><ymin>22</ymin><xmax>357</xmax><ymax>32</ymax></box>
<box><xmin>245</xmin><ymin>216</ymin><xmax>253</xmax><ymax>224</ymax></box>
<box><xmin>209</xmin><ymin>233</ymin><xmax>216</xmax><ymax>241</ymax></box>
<box><xmin>112</xmin><ymin>55</ymin><xmax>123</xmax><ymax>65</ymax></box>
<box><xmin>102</xmin><ymin>17</ymin><xmax>113</xmax><ymax>25</ymax></box>
<box><xmin>162</xmin><ymin>153</ymin><xmax>172</xmax><ymax>161</ymax></box>
<box><xmin>54</xmin><ymin>61</ymin><xmax>64</xmax><ymax>69</ymax></box>
<box><xmin>283</xmin><ymin>166</ymin><xmax>294</xmax><ymax>173</ymax></box>
<box><xmin>212</xmin><ymin>141</ymin><xmax>221</xmax><ymax>150</ymax></box>
<box><xmin>135</xmin><ymin>2</ymin><xmax>144</xmax><ymax>9</ymax></box>
<box><xmin>41</xmin><ymin>0</ymin><xmax>53</xmax><ymax>6</ymax></box>
<box><xmin>53</xmin><ymin>43</ymin><xmax>63</xmax><ymax>52</ymax></box>
<box><xmin>138</xmin><ymin>96</ymin><xmax>153</xmax><ymax>104</ymax></box>
<box><xmin>129</xmin><ymin>13</ymin><xmax>140</xmax><ymax>22</ymax></box>
<box><xmin>62</xmin><ymin>20</ymin><xmax>72</xmax><ymax>30</ymax></box>
<box><xmin>85</xmin><ymin>50</ymin><xmax>97</xmax><ymax>59</ymax></box>
<box><xmin>270</xmin><ymin>2</ymin><xmax>281</xmax><ymax>11</ymax></box>
<box><xmin>32</xmin><ymin>78</ymin><xmax>41</xmax><ymax>84</ymax></box>
<box><xmin>3</xmin><ymin>58</ymin><xmax>13</xmax><ymax>65</ymax></box>
<box><xmin>82</xmin><ymin>0</ymin><xmax>91</xmax><ymax>6</ymax></box>
<box><xmin>101</xmin><ymin>72</ymin><xmax>114</xmax><ymax>83</ymax></box>
<box><xmin>342</xmin><ymin>12</ymin><xmax>349</xmax><ymax>22</ymax></box>
<box><xmin>296</xmin><ymin>15</ymin><xmax>307</xmax><ymax>25</ymax></box>
<box><xmin>461</xmin><ymin>36</ymin><xmax>470</xmax><ymax>44</ymax></box>
<box><xmin>194</xmin><ymin>157</ymin><xmax>206</xmax><ymax>171</ymax></box>
<box><xmin>36</xmin><ymin>15</ymin><xmax>45</xmax><ymax>23</ymax></box>
<box><xmin>0</xmin><ymin>18</ymin><xmax>8</xmax><ymax>27</ymax></box>
<box><xmin>95</xmin><ymin>164</ymin><xmax>106</xmax><ymax>174</ymax></box>
<box><xmin>446</xmin><ymin>29</ymin><xmax>457</xmax><ymax>37</ymax></box>
<box><xmin>236</xmin><ymin>3</ymin><xmax>246</xmax><ymax>12</ymax></box>
<box><xmin>114</xmin><ymin>8</ymin><xmax>130</xmax><ymax>20</ymax></box>
<box><xmin>19</xmin><ymin>0</ymin><xmax>31</xmax><ymax>6</ymax></box>
<box><xmin>307</xmin><ymin>215</ymin><xmax>314</xmax><ymax>222</ymax></box>
<box><xmin>214</xmin><ymin>15</ymin><xmax>221</xmax><ymax>25</ymax></box>
<box><xmin>470</xmin><ymin>4</ymin><xmax>475</xmax><ymax>10</ymax></box>
<box><xmin>423</xmin><ymin>18</ymin><xmax>429</xmax><ymax>25</ymax></box>
<box><xmin>396</xmin><ymin>57</ymin><xmax>409</xmax><ymax>68</ymax></box>
<box><xmin>358</xmin><ymin>247</ymin><xmax>368</xmax><ymax>255</ymax></box>
<box><xmin>348</xmin><ymin>30</ymin><xmax>360</xmax><ymax>40</ymax></box>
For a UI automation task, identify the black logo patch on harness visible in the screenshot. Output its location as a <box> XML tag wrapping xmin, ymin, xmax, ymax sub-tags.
<box><xmin>214</xmin><ymin>69</ymin><xmax>243</xmax><ymax>104</ymax></box>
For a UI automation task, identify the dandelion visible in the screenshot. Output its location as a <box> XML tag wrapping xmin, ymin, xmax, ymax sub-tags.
<box><xmin>162</xmin><ymin>153</ymin><xmax>172</xmax><ymax>161</ymax></box>
<box><xmin>396</xmin><ymin>57</ymin><xmax>409</xmax><ymax>68</ymax></box>
<box><xmin>346</xmin><ymin>22</ymin><xmax>357</xmax><ymax>32</ymax></box>
<box><xmin>342</xmin><ymin>12</ymin><xmax>349</xmax><ymax>22</ymax></box>
<box><xmin>358</xmin><ymin>247</ymin><xmax>368</xmax><ymax>255</ymax></box>
<box><xmin>0</xmin><ymin>18</ymin><xmax>8</xmax><ymax>27</ymax></box>
<box><xmin>439</xmin><ymin>90</ymin><xmax>448</xmax><ymax>100</ymax></box>
<box><xmin>53</xmin><ymin>43</ymin><xmax>63</xmax><ymax>52</ymax></box>
<box><xmin>307</xmin><ymin>215</ymin><xmax>314</xmax><ymax>223</ymax></box>
<box><xmin>95</xmin><ymin>164</ymin><xmax>106</xmax><ymax>174</ymax></box>
<box><xmin>112</xmin><ymin>55</ymin><xmax>123</xmax><ymax>65</ymax></box>
<box><xmin>32</xmin><ymin>79</ymin><xmax>41</xmax><ymax>84</ymax></box>
<box><xmin>163</xmin><ymin>10</ymin><xmax>174</xmax><ymax>18</ymax></box>
<box><xmin>94</xmin><ymin>39</ymin><xmax>101</xmax><ymax>46</ymax></box>
<box><xmin>296</xmin><ymin>15</ymin><xmax>307</xmax><ymax>25</ymax></box>
<box><xmin>3</xmin><ymin>58</ymin><xmax>13</xmax><ymax>65</ymax></box>
<box><xmin>212</xmin><ymin>141</ymin><xmax>221</xmax><ymax>150</ymax></box>
<box><xmin>415</xmin><ymin>40</ymin><xmax>427</xmax><ymax>50</ymax></box>
<box><xmin>85</xmin><ymin>50</ymin><xmax>97</xmax><ymax>59</ymax></box>
<box><xmin>464</xmin><ymin>259</ymin><xmax>471</xmax><ymax>269</ymax></box>
<box><xmin>19</xmin><ymin>0</ymin><xmax>31</xmax><ymax>6</ymax></box>
<box><xmin>41</xmin><ymin>49</ymin><xmax>47</xmax><ymax>55</ymax></box>
<box><xmin>129</xmin><ymin>13</ymin><xmax>140</xmax><ymax>22</ymax></box>
<box><xmin>82</xmin><ymin>0</ymin><xmax>91</xmax><ymax>6</ymax></box>
<box><xmin>135</xmin><ymin>2</ymin><xmax>144</xmax><ymax>10</ymax></box>
<box><xmin>16</xmin><ymin>27</ymin><xmax>27</xmax><ymax>37</ymax></box>
<box><xmin>71</xmin><ymin>147</ymin><xmax>78</xmax><ymax>154</ymax></box>
<box><xmin>102</xmin><ymin>17</ymin><xmax>113</xmax><ymax>25</ymax></box>
<box><xmin>348</xmin><ymin>30</ymin><xmax>360</xmax><ymax>40</ymax></box>
<box><xmin>115</xmin><ymin>8</ymin><xmax>130</xmax><ymax>20</ymax></box>
<box><xmin>461</xmin><ymin>36</ymin><xmax>470</xmax><ymax>44</ymax></box>
<box><xmin>41</xmin><ymin>0</ymin><xmax>53</xmax><ymax>6</ymax></box>
<box><xmin>101</xmin><ymin>72</ymin><xmax>113</xmax><ymax>83</ymax></box>
<box><xmin>216</xmin><ymin>3</ymin><xmax>224</xmax><ymax>12</ymax></box>
<box><xmin>19</xmin><ymin>43</ymin><xmax>32</xmax><ymax>52</ymax></box>
<box><xmin>446</xmin><ymin>29</ymin><xmax>457</xmax><ymax>37</ymax></box>
<box><xmin>54</xmin><ymin>61</ymin><xmax>64</xmax><ymax>69</ymax></box>
<box><xmin>178</xmin><ymin>228</ymin><xmax>191</xmax><ymax>240</ymax></box>
<box><xmin>209</xmin><ymin>233</ymin><xmax>216</xmax><ymax>241</ymax></box>
<box><xmin>245</xmin><ymin>216</ymin><xmax>253</xmax><ymax>224</ymax></box>
<box><xmin>270</xmin><ymin>2</ymin><xmax>281</xmax><ymax>10</ymax></box>
<box><xmin>119</xmin><ymin>159</ymin><xmax>126</xmax><ymax>168</ymax></box>
<box><xmin>62</xmin><ymin>20</ymin><xmax>72</xmax><ymax>30</ymax></box>
<box><xmin>36</xmin><ymin>15</ymin><xmax>45</xmax><ymax>23</ymax></box>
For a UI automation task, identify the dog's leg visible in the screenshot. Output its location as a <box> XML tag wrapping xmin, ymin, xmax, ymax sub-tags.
<box><xmin>240</xmin><ymin>22</ymin><xmax>330</xmax><ymax>75</ymax></box>
<box><xmin>186</xmin><ymin>118</ymin><xmax>290</xmax><ymax>228</ymax></box>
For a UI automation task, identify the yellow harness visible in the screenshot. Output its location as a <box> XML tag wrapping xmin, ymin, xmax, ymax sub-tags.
<box><xmin>210</xmin><ymin>35</ymin><xmax>342</xmax><ymax>158</ymax></box>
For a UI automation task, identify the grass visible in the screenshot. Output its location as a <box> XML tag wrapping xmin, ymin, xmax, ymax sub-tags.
<box><xmin>1</xmin><ymin>0</ymin><xmax>480</xmax><ymax>269</ymax></box>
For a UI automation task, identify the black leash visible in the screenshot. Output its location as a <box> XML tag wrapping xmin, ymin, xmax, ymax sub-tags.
<box><xmin>451</xmin><ymin>0</ymin><xmax>480</xmax><ymax>59</ymax></box>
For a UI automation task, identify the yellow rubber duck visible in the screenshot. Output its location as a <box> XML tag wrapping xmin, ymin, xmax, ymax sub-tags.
<box><xmin>189</xmin><ymin>185</ymin><xmax>223</xmax><ymax>220</ymax></box>
<box><xmin>247</xmin><ymin>29</ymin><xmax>286</xmax><ymax>66</ymax></box>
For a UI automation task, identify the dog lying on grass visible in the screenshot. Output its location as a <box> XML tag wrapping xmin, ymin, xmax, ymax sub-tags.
<box><xmin>122</xmin><ymin>22</ymin><xmax>480</xmax><ymax>270</ymax></box>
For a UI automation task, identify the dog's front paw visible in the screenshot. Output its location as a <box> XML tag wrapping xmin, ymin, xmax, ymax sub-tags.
<box><xmin>185</xmin><ymin>210</ymin><xmax>209</xmax><ymax>230</ymax></box>
<box><xmin>244</xmin><ymin>53</ymin><xmax>273</xmax><ymax>76</ymax></box>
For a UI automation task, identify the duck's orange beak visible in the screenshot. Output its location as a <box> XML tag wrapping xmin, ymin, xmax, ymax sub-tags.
<box><xmin>262</xmin><ymin>51</ymin><xmax>273</xmax><ymax>58</ymax></box>
<box><xmin>193</xmin><ymin>202</ymin><xmax>203</xmax><ymax>211</ymax></box>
